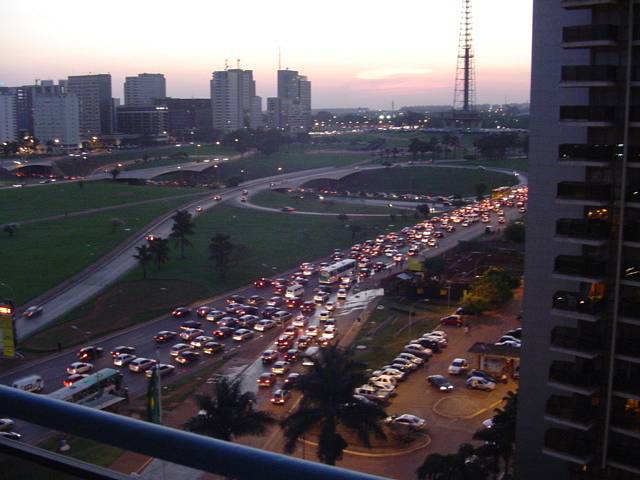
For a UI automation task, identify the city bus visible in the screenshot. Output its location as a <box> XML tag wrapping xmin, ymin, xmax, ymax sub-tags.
<box><xmin>319</xmin><ymin>259</ymin><xmax>357</xmax><ymax>284</ymax></box>
<box><xmin>49</xmin><ymin>368</ymin><xmax>126</xmax><ymax>410</ymax></box>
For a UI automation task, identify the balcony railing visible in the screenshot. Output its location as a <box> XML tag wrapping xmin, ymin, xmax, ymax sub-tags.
<box><xmin>551</xmin><ymin>327</ymin><xmax>601</xmax><ymax>357</ymax></box>
<box><xmin>620</xmin><ymin>300</ymin><xmax>640</xmax><ymax>320</ymax></box>
<box><xmin>549</xmin><ymin>361</ymin><xmax>600</xmax><ymax>393</ymax></box>
<box><xmin>559</xmin><ymin>105</ymin><xmax>616</xmax><ymax>123</ymax></box>
<box><xmin>543</xmin><ymin>428</ymin><xmax>594</xmax><ymax>464</ymax></box>
<box><xmin>556</xmin><ymin>219</ymin><xmax>609</xmax><ymax>241</ymax></box>
<box><xmin>628</xmin><ymin>187</ymin><xmax>640</xmax><ymax>204</ymax></box>
<box><xmin>561</xmin><ymin>65</ymin><xmax>617</xmax><ymax>83</ymax></box>
<box><xmin>554</xmin><ymin>255</ymin><xmax>607</xmax><ymax>280</ymax></box>
<box><xmin>558</xmin><ymin>143</ymin><xmax>619</xmax><ymax>164</ymax></box>
<box><xmin>625</xmin><ymin>223</ymin><xmax>640</xmax><ymax>243</ymax></box>
<box><xmin>545</xmin><ymin>395</ymin><xmax>599</xmax><ymax>429</ymax></box>
<box><xmin>557</xmin><ymin>182</ymin><xmax>611</xmax><ymax>203</ymax></box>
<box><xmin>616</xmin><ymin>337</ymin><xmax>640</xmax><ymax>360</ymax></box>
<box><xmin>552</xmin><ymin>291</ymin><xmax>604</xmax><ymax>317</ymax></box>
<box><xmin>608</xmin><ymin>444</ymin><xmax>640</xmax><ymax>472</ymax></box>
<box><xmin>622</xmin><ymin>264</ymin><xmax>640</xmax><ymax>284</ymax></box>
<box><xmin>614</xmin><ymin>375</ymin><xmax>640</xmax><ymax>398</ymax></box>
<box><xmin>562</xmin><ymin>24</ymin><xmax>618</xmax><ymax>44</ymax></box>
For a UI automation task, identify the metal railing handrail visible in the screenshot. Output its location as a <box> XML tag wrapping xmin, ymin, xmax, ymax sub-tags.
<box><xmin>0</xmin><ymin>385</ymin><xmax>388</xmax><ymax>480</ymax></box>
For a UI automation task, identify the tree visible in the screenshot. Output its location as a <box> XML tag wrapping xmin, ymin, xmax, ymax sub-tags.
<box><xmin>169</xmin><ymin>210</ymin><xmax>196</xmax><ymax>259</ymax></box>
<box><xmin>109</xmin><ymin>167</ymin><xmax>121</xmax><ymax>181</ymax></box>
<box><xmin>460</xmin><ymin>291</ymin><xmax>490</xmax><ymax>315</ymax></box>
<box><xmin>149</xmin><ymin>237</ymin><xmax>170</xmax><ymax>268</ymax></box>
<box><xmin>108</xmin><ymin>217</ymin><xmax>124</xmax><ymax>233</ymax></box>
<box><xmin>3</xmin><ymin>224</ymin><xmax>17</xmax><ymax>237</ymax></box>
<box><xmin>186</xmin><ymin>376</ymin><xmax>275</xmax><ymax>442</ymax></box>
<box><xmin>133</xmin><ymin>244</ymin><xmax>153</xmax><ymax>279</ymax></box>
<box><xmin>504</xmin><ymin>221</ymin><xmax>525</xmax><ymax>243</ymax></box>
<box><xmin>475</xmin><ymin>183</ymin><xmax>487</xmax><ymax>200</ymax></box>
<box><xmin>417</xmin><ymin>443</ymin><xmax>489</xmax><ymax>480</ymax></box>
<box><xmin>281</xmin><ymin>345</ymin><xmax>387</xmax><ymax>465</ymax></box>
<box><xmin>415</xmin><ymin>204</ymin><xmax>431</xmax><ymax>217</ymax></box>
<box><xmin>423</xmin><ymin>256</ymin><xmax>445</xmax><ymax>278</ymax></box>
<box><xmin>225</xmin><ymin>176</ymin><xmax>243</xmax><ymax>188</ymax></box>
<box><xmin>209</xmin><ymin>233</ymin><xmax>235</xmax><ymax>279</ymax></box>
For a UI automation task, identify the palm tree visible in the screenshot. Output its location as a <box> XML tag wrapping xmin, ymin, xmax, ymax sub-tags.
<box><xmin>417</xmin><ymin>443</ymin><xmax>489</xmax><ymax>480</ymax></box>
<box><xmin>109</xmin><ymin>167</ymin><xmax>121</xmax><ymax>181</ymax></box>
<box><xmin>472</xmin><ymin>391</ymin><xmax>517</xmax><ymax>474</ymax></box>
<box><xmin>186</xmin><ymin>376</ymin><xmax>275</xmax><ymax>442</ymax></box>
<box><xmin>169</xmin><ymin>210</ymin><xmax>196</xmax><ymax>259</ymax></box>
<box><xmin>133</xmin><ymin>244</ymin><xmax>153</xmax><ymax>279</ymax></box>
<box><xmin>208</xmin><ymin>233</ymin><xmax>235</xmax><ymax>279</ymax></box>
<box><xmin>149</xmin><ymin>237</ymin><xmax>170</xmax><ymax>268</ymax></box>
<box><xmin>281</xmin><ymin>344</ymin><xmax>387</xmax><ymax>465</ymax></box>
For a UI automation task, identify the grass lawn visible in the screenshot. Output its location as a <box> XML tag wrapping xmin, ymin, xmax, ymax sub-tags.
<box><xmin>30</xmin><ymin>205</ymin><xmax>415</xmax><ymax>349</ymax></box>
<box><xmin>353</xmin><ymin>297</ymin><xmax>449</xmax><ymax>368</ymax></box>
<box><xmin>0</xmin><ymin>181</ymin><xmax>204</xmax><ymax>224</ymax></box>
<box><xmin>2</xmin><ymin>197</ymin><xmax>200</xmax><ymax>306</ymax></box>
<box><xmin>250</xmin><ymin>190</ymin><xmax>406</xmax><ymax>214</ymax></box>
<box><xmin>304</xmin><ymin>166</ymin><xmax>518</xmax><ymax>197</ymax></box>
<box><xmin>463</xmin><ymin>156</ymin><xmax>529</xmax><ymax>172</ymax></box>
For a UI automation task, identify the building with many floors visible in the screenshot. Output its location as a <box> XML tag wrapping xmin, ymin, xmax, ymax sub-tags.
<box><xmin>32</xmin><ymin>82</ymin><xmax>80</xmax><ymax>148</ymax></box>
<box><xmin>0</xmin><ymin>91</ymin><xmax>17</xmax><ymax>143</ymax></box>
<box><xmin>155</xmin><ymin>97</ymin><xmax>213</xmax><ymax>139</ymax></box>
<box><xmin>116</xmin><ymin>105</ymin><xmax>168</xmax><ymax>138</ymax></box>
<box><xmin>66</xmin><ymin>74</ymin><xmax>113</xmax><ymax>139</ymax></box>
<box><xmin>517</xmin><ymin>1</ymin><xmax>640</xmax><ymax>479</ymax></box>
<box><xmin>267</xmin><ymin>69</ymin><xmax>311</xmax><ymax>132</ymax></box>
<box><xmin>124</xmin><ymin>73</ymin><xmax>166</xmax><ymax>106</ymax></box>
<box><xmin>210</xmin><ymin>69</ymin><xmax>262</xmax><ymax>131</ymax></box>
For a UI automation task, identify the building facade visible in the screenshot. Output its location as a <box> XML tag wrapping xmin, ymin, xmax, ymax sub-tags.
<box><xmin>32</xmin><ymin>87</ymin><xmax>80</xmax><ymax>148</ymax></box>
<box><xmin>0</xmin><ymin>91</ymin><xmax>17</xmax><ymax>143</ymax></box>
<box><xmin>267</xmin><ymin>69</ymin><xmax>311</xmax><ymax>132</ymax></box>
<box><xmin>116</xmin><ymin>105</ymin><xmax>168</xmax><ymax>137</ymax></box>
<box><xmin>155</xmin><ymin>98</ymin><xmax>212</xmax><ymax>140</ymax></box>
<box><xmin>66</xmin><ymin>74</ymin><xmax>113</xmax><ymax>139</ymax></box>
<box><xmin>517</xmin><ymin>1</ymin><xmax>640</xmax><ymax>479</ymax></box>
<box><xmin>124</xmin><ymin>73</ymin><xmax>166</xmax><ymax>106</ymax></box>
<box><xmin>210</xmin><ymin>69</ymin><xmax>262</xmax><ymax>131</ymax></box>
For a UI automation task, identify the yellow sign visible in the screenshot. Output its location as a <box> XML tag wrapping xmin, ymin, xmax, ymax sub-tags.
<box><xmin>0</xmin><ymin>301</ymin><xmax>16</xmax><ymax>357</ymax></box>
<box><xmin>408</xmin><ymin>258</ymin><xmax>424</xmax><ymax>272</ymax></box>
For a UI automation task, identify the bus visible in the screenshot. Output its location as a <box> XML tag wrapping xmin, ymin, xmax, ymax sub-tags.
<box><xmin>49</xmin><ymin>368</ymin><xmax>126</xmax><ymax>410</ymax></box>
<box><xmin>319</xmin><ymin>259</ymin><xmax>357</xmax><ymax>284</ymax></box>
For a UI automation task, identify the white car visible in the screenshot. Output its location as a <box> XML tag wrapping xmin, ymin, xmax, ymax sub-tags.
<box><xmin>232</xmin><ymin>329</ymin><xmax>254</xmax><ymax>341</ymax></box>
<box><xmin>337</xmin><ymin>289</ymin><xmax>348</xmax><ymax>300</ymax></box>
<box><xmin>305</xmin><ymin>326</ymin><xmax>319</xmax><ymax>337</ymax></box>
<box><xmin>190</xmin><ymin>335</ymin><xmax>214</xmax><ymax>348</ymax></box>
<box><xmin>113</xmin><ymin>353</ymin><xmax>136</xmax><ymax>367</ymax></box>
<box><xmin>321</xmin><ymin>326</ymin><xmax>336</xmax><ymax>340</ymax></box>
<box><xmin>448</xmin><ymin>358</ymin><xmax>470</xmax><ymax>375</ymax></box>
<box><xmin>254</xmin><ymin>319</ymin><xmax>276</xmax><ymax>331</ymax></box>
<box><xmin>404</xmin><ymin>344</ymin><xmax>432</xmax><ymax>358</ymax></box>
<box><xmin>292</xmin><ymin>316</ymin><xmax>307</xmax><ymax>327</ymax></box>
<box><xmin>170</xmin><ymin>343</ymin><xmax>191</xmax><ymax>356</ymax></box>
<box><xmin>428</xmin><ymin>330</ymin><xmax>448</xmax><ymax>340</ymax></box>
<box><xmin>314</xmin><ymin>292</ymin><xmax>330</xmax><ymax>303</ymax></box>
<box><xmin>370</xmin><ymin>374</ymin><xmax>398</xmax><ymax>386</ymax></box>
<box><xmin>325</xmin><ymin>302</ymin><xmax>336</xmax><ymax>311</ymax></box>
<box><xmin>421</xmin><ymin>334</ymin><xmax>448</xmax><ymax>347</ymax></box>
<box><xmin>384</xmin><ymin>414</ymin><xmax>426</xmax><ymax>431</ymax></box>
<box><xmin>495</xmin><ymin>340</ymin><xmax>521</xmax><ymax>348</ymax></box>
<box><xmin>369</xmin><ymin>381</ymin><xmax>396</xmax><ymax>394</ymax></box>
<box><xmin>396</xmin><ymin>352</ymin><xmax>424</xmax><ymax>366</ymax></box>
<box><xmin>128</xmin><ymin>358</ymin><xmax>156</xmax><ymax>373</ymax></box>
<box><xmin>319</xmin><ymin>311</ymin><xmax>332</xmax><ymax>322</ymax></box>
<box><xmin>354</xmin><ymin>385</ymin><xmax>391</xmax><ymax>402</ymax></box>
<box><xmin>66</xmin><ymin>362</ymin><xmax>93</xmax><ymax>375</ymax></box>
<box><xmin>466</xmin><ymin>376</ymin><xmax>497</xmax><ymax>391</ymax></box>
<box><xmin>372</xmin><ymin>368</ymin><xmax>407</xmax><ymax>381</ymax></box>
<box><xmin>145</xmin><ymin>364</ymin><xmax>175</xmax><ymax>378</ymax></box>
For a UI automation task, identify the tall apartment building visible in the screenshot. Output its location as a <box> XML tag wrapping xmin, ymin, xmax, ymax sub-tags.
<box><xmin>155</xmin><ymin>97</ymin><xmax>213</xmax><ymax>139</ymax></box>
<box><xmin>116</xmin><ymin>105</ymin><xmax>168</xmax><ymax>137</ymax></box>
<box><xmin>8</xmin><ymin>80</ymin><xmax>68</xmax><ymax>135</ymax></box>
<box><xmin>0</xmin><ymin>91</ymin><xmax>17</xmax><ymax>143</ymax></box>
<box><xmin>124</xmin><ymin>73</ymin><xmax>166</xmax><ymax>106</ymax></box>
<box><xmin>66</xmin><ymin>74</ymin><xmax>113</xmax><ymax>138</ymax></box>
<box><xmin>210</xmin><ymin>69</ymin><xmax>262</xmax><ymax>131</ymax></box>
<box><xmin>267</xmin><ymin>69</ymin><xmax>311</xmax><ymax>132</ymax></box>
<box><xmin>517</xmin><ymin>1</ymin><xmax>640</xmax><ymax>479</ymax></box>
<box><xmin>32</xmin><ymin>81</ymin><xmax>80</xmax><ymax>148</ymax></box>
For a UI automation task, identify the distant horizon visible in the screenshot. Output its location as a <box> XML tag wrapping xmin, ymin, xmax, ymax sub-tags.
<box><xmin>2</xmin><ymin>0</ymin><xmax>532</xmax><ymax>109</ymax></box>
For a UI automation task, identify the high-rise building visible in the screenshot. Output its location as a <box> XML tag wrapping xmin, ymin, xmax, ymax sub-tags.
<box><xmin>0</xmin><ymin>91</ymin><xmax>17</xmax><ymax>143</ymax></box>
<box><xmin>32</xmin><ymin>88</ymin><xmax>80</xmax><ymax>148</ymax></box>
<box><xmin>267</xmin><ymin>69</ymin><xmax>311</xmax><ymax>132</ymax></box>
<box><xmin>210</xmin><ymin>69</ymin><xmax>262</xmax><ymax>131</ymax></box>
<box><xmin>66</xmin><ymin>74</ymin><xmax>113</xmax><ymax>138</ymax></box>
<box><xmin>155</xmin><ymin>97</ymin><xmax>213</xmax><ymax>139</ymax></box>
<box><xmin>7</xmin><ymin>80</ymin><xmax>68</xmax><ymax>135</ymax></box>
<box><xmin>124</xmin><ymin>73</ymin><xmax>166</xmax><ymax>106</ymax></box>
<box><xmin>517</xmin><ymin>1</ymin><xmax>640</xmax><ymax>479</ymax></box>
<box><xmin>116</xmin><ymin>105</ymin><xmax>168</xmax><ymax>138</ymax></box>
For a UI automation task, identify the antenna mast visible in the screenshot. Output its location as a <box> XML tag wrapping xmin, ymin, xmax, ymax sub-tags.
<box><xmin>278</xmin><ymin>47</ymin><xmax>282</xmax><ymax>70</ymax></box>
<box><xmin>453</xmin><ymin>0</ymin><xmax>476</xmax><ymax>112</ymax></box>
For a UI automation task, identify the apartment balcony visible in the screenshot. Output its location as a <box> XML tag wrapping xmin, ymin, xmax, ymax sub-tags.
<box><xmin>561</xmin><ymin>0</ymin><xmax>616</xmax><ymax>8</ymax></box>
<box><xmin>553</xmin><ymin>255</ymin><xmax>607</xmax><ymax>283</ymax></box>
<box><xmin>556</xmin><ymin>182</ymin><xmax>611</xmax><ymax>206</ymax></box>
<box><xmin>627</xmin><ymin>187</ymin><xmax>640</xmax><ymax>208</ymax></box>
<box><xmin>619</xmin><ymin>300</ymin><xmax>640</xmax><ymax>327</ymax></box>
<box><xmin>558</xmin><ymin>143</ymin><xmax>619</xmax><ymax>167</ymax></box>
<box><xmin>551</xmin><ymin>291</ymin><xmax>603</xmax><ymax>322</ymax></box>
<box><xmin>608</xmin><ymin>443</ymin><xmax>640</xmax><ymax>474</ymax></box>
<box><xmin>555</xmin><ymin>218</ymin><xmax>609</xmax><ymax>246</ymax></box>
<box><xmin>621</xmin><ymin>264</ymin><xmax>640</xmax><ymax>287</ymax></box>
<box><xmin>551</xmin><ymin>326</ymin><xmax>601</xmax><ymax>359</ymax></box>
<box><xmin>544</xmin><ymin>395</ymin><xmax>598</xmax><ymax>430</ymax></box>
<box><xmin>613</xmin><ymin>376</ymin><xmax>640</xmax><ymax>401</ymax></box>
<box><xmin>624</xmin><ymin>222</ymin><xmax>640</xmax><ymax>248</ymax></box>
<box><xmin>615</xmin><ymin>337</ymin><xmax>640</xmax><ymax>364</ymax></box>
<box><xmin>561</xmin><ymin>65</ymin><xmax>617</xmax><ymax>87</ymax></box>
<box><xmin>559</xmin><ymin>105</ymin><xmax>616</xmax><ymax>127</ymax></box>
<box><xmin>548</xmin><ymin>361</ymin><xmax>600</xmax><ymax>395</ymax></box>
<box><xmin>543</xmin><ymin>428</ymin><xmax>594</xmax><ymax>465</ymax></box>
<box><xmin>562</xmin><ymin>24</ymin><xmax>618</xmax><ymax>48</ymax></box>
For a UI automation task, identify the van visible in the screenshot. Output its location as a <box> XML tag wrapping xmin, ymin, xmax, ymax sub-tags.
<box><xmin>12</xmin><ymin>374</ymin><xmax>44</xmax><ymax>393</ymax></box>
<box><xmin>301</xmin><ymin>346</ymin><xmax>320</xmax><ymax>366</ymax></box>
<box><xmin>285</xmin><ymin>284</ymin><xmax>304</xmax><ymax>299</ymax></box>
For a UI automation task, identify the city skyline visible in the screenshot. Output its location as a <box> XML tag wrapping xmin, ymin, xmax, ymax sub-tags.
<box><xmin>1</xmin><ymin>0</ymin><xmax>532</xmax><ymax>109</ymax></box>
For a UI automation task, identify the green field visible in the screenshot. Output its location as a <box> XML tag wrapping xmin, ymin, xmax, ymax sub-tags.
<box><xmin>303</xmin><ymin>166</ymin><xmax>518</xmax><ymax>196</ymax></box>
<box><xmin>463</xmin><ymin>156</ymin><xmax>529</xmax><ymax>172</ymax></box>
<box><xmin>26</xmin><ymin>205</ymin><xmax>415</xmax><ymax>349</ymax></box>
<box><xmin>1</xmin><ymin>198</ymin><xmax>200</xmax><ymax>305</ymax></box>
<box><xmin>0</xmin><ymin>181</ymin><xmax>204</xmax><ymax>224</ymax></box>
<box><xmin>250</xmin><ymin>190</ymin><xmax>407</xmax><ymax>214</ymax></box>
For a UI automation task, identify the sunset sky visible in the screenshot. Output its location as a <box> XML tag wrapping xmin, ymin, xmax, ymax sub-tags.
<box><xmin>1</xmin><ymin>0</ymin><xmax>532</xmax><ymax>109</ymax></box>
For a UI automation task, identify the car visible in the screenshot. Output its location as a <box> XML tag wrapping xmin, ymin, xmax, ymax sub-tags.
<box><xmin>63</xmin><ymin>374</ymin><xmax>88</xmax><ymax>387</ymax></box>
<box><xmin>113</xmin><ymin>353</ymin><xmax>137</xmax><ymax>367</ymax></box>
<box><xmin>292</xmin><ymin>315</ymin><xmax>307</xmax><ymax>327</ymax></box>
<box><xmin>217</xmin><ymin>317</ymin><xmax>238</xmax><ymax>329</ymax></box>
<box><xmin>271</xmin><ymin>361</ymin><xmax>290</xmax><ymax>375</ymax></box>
<box><xmin>170</xmin><ymin>343</ymin><xmax>192</xmax><ymax>356</ymax></box>
<box><xmin>427</xmin><ymin>330</ymin><xmax>448</xmax><ymax>340</ymax></box>
<box><xmin>232</xmin><ymin>329</ymin><xmax>254</xmax><ymax>342</ymax></box>
<box><xmin>213</xmin><ymin>195</ymin><xmax>222</xmax><ymax>201</ymax></box>
<box><xmin>196</xmin><ymin>306</ymin><xmax>213</xmax><ymax>317</ymax></box>
<box><xmin>109</xmin><ymin>346</ymin><xmax>135</xmax><ymax>357</ymax></box>
<box><xmin>369</xmin><ymin>381</ymin><xmax>396</xmax><ymax>395</ymax></box>
<box><xmin>261</xmin><ymin>349</ymin><xmax>279</xmax><ymax>364</ymax></box>
<box><xmin>129</xmin><ymin>358</ymin><xmax>156</xmax><ymax>372</ymax></box>
<box><xmin>440</xmin><ymin>314</ymin><xmax>463</xmax><ymax>326</ymax></box>
<box><xmin>145</xmin><ymin>364</ymin><xmax>176</xmax><ymax>378</ymax></box>
<box><xmin>283</xmin><ymin>372</ymin><xmax>301</xmax><ymax>388</ymax></box>
<box><xmin>427</xmin><ymin>375</ymin><xmax>454</xmax><ymax>392</ymax></box>
<box><xmin>411</xmin><ymin>338</ymin><xmax>441</xmax><ymax>353</ymax></box>
<box><xmin>324</xmin><ymin>301</ymin><xmax>336</xmax><ymax>312</ymax></box>
<box><xmin>272</xmin><ymin>310</ymin><xmax>292</xmax><ymax>323</ymax></box>
<box><xmin>261</xmin><ymin>306</ymin><xmax>279</xmax><ymax>319</ymax></box>
<box><xmin>296</xmin><ymin>336</ymin><xmax>311</xmax><ymax>350</ymax></box>
<box><xmin>337</xmin><ymin>289</ymin><xmax>348</xmax><ymax>300</ymax></box>
<box><xmin>237</xmin><ymin>315</ymin><xmax>259</xmax><ymax>329</ymax></box>
<box><xmin>498</xmin><ymin>335</ymin><xmax>521</xmax><ymax>344</ymax></box>
<box><xmin>305</xmin><ymin>326</ymin><xmax>319</xmax><ymax>337</ymax></box>
<box><xmin>251</xmin><ymin>320</ymin><xmax>273</xmax><ymax>333</ymax></box>
<box><xmin>257</xmin><ymin>372</ymin><xmax>276</xmax><ymax>387</ymax></box>
<box><xmin>267</xmin><ymin>296</ymin><xmax>284</xmax><ymax>307</ymax></box>
<box><xmin>237</xmin><ymin>305</ymin><xmax>260</xmax><ymax>316</ymax></box>
<box><xmin>467</xmin><ymin>370</ymin><xmax>501</xmax><ymax>384</ymax></box>
<box><xmin>23</xmin><ymin>305</ymin><xmax>43</xmax><ymax>318</ymax></box>
<box><xmin>372</xmin><ymin>368</ymin><xmax>407</xmax><ymax>381</ymax></box>
<box><xmin>179</xmin><ymin>328</ymin><xmax>204</xmax><ymax>341</ymax></box>
<box><xmin>195</xmin><ymin>206</ymin><xmax>204</xmax><ymax>213</ymax></box>
<box><xmin>421</xmin><ymin>335</ymin><xmax>448</xmax><ymax>348</ymax></box>
<box><xmin>172</xmin><ymin>307</ymin><xmax>191</xmax><ymax>318</ymax></box>
<box><xmin>384</xmin><ymin>414</ymin><xmax>426</xmax><ymax>431</ymax></box>
<box><xmin>76</xmin><ymin>346</ymin><xmax>103</xmax><ymax>361</ymax></box>
<box><xmin>353</xmin><ymin>385</ymin><xmax>391</xmax><ymax>403</ymax></box>
<box><xmin>247</xmin><ymin>295</ymin><xmax>265</xmax><ymax>306</ymax></box>
<box><xmin>322</xmin><ymin>326</ymin><xmax>337</xmax><ymax>340</ymax></box>
<box><xmin>313</xmin><ymin>292</ymin><xmax>330</xmax><ymax>303</ymax></box>
<box><xmin>270</xmin><ymin>388</ymin><xmax>291</xmax><ymax>405</ymax></box>
<box><xmin>448</xmin><ymin>358</ymin><xmax>470</xmax><ymax>375</ymax></box>
<box><xmin>0</xmin><ymin>432</ymin><xmax>21</xmax><ymax>441</ymax></box>
<box><xmin>285</xmin><ymin>298</ymin><xmax>302</xmax><ymax>310</ymax></box>
<box><xmin>504</xmin><ymin>328</ymin><xmax>522</xmax><ymax>340</ymax></box>
<box><xmin>153</xmin><ymin>331</ymin><xmax>177</xmax><ymax>343</ymax></box>
<box><xmin>213</xmin><ymin>326</ymin><xmax>234</xmax><ymax>339</ymax></box>
<box><xmin>190</xmin><ymin>335</ymin><xmax>215</xmax><ymax>348</ymax></box>
<box><xmin>319</xmin><ymin>311</ymin><xmax>332</xmax><ymax>322</ymax></box>
<box><xmin>66</xmin><ymin>362</ymin><xmax>93</xmax><ymax>375</ymax></box>
<box><xmin>253</xmin><ymin>277</ymin><xmax>271</xmax><ymax>288</ymax></box>
<box><xmin>404</xmin><ymin>344</ymin><xmax>432</xmax><ymax>358</ymax></box>
<box><xmin>495</xmin><ymin>340</ymin><xmax>521</xmax><ymax>348</ymax></box>
<box><xmin>467</xmin><ymin>376</ymin><xmax>497</xmax><ymax>391</ymax></box>
<box><xmin>300</xmin><ymin>301</ymin><xmax>316</xmax><ymax>314</ymax></box>
<box><xmin>0</xmin><ymin>419</ymin><xmax>15</xmax><ymax>432</ymax></box>
<box><xmin>205</xmin><ymin>310</ymin><xmax>225</xmax><ymax>322</ymax></box>
<box><xmin>281</xmin><ymin>206</ymin><xmax>296</xmax><ymax>212</ymax></box>
<box><xmin>175</xmin><ymin>351</ymin><xmax>200</xmax><ymax>365</ymax></box>
<box><xmin>284</xmin><ymin>349</ymin><xmax>299</xmax><ymax>363</ymax></box>
<box><xmin>396</xmin><ymin>352</ymin><xmax>425</xmax><ymax>366</ymax></box>
<box><xmin>226</xmin><ymin>294</ymin><xmax>245</xmax><ymax>305</ymax></box>
<box><xmin>202</xmin><ymin>341</ymin><xmax>225</xmax><ymax>355</ymax></box>
<box><xmin>180</xmin><ymin>320</ymin><xmax>203</xmax><ymax>330</ymax></box>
